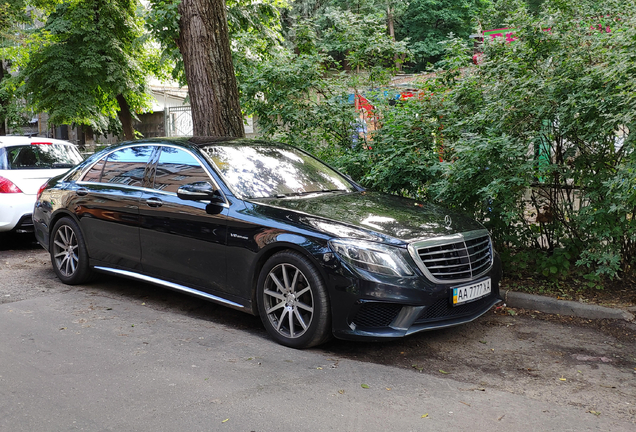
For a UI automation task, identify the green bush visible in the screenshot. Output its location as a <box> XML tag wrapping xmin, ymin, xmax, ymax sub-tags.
<box><xmin>241</xmin><ymin>0</ymin><xmax>636</xmax><ymax>283</ymax></box>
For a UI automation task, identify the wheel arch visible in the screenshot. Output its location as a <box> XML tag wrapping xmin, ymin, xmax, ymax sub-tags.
<box><xmin>48</xmin><ymin>210</ymin><xmax>82</xmax><ymax>245</ymax></box>
<box><xmin>248</xmin><ymin>240</ymin><xmax>331</xmax><ymax>316</ymax></box>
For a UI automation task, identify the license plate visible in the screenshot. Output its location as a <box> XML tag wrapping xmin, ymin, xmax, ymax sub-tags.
<box><xmin>452</xmin><ymin>278</ymin><xmax>491</xmax><ymax>306</ymax></box>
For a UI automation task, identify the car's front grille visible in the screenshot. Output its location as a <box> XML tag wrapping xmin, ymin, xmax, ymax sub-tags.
<box><xmin>352</xmin><ymin>302</ymin><xmax>402</xmax><ymax>328</ymax></box>
<box><xmin>411</xmin><ymin>231</ymin><xmax>492</xmax><ymax>283</ymax></box>
<box><xmin>414</xmin><ymin>292</ymin><xmax>497</xmax><ymax>324</ymax></box>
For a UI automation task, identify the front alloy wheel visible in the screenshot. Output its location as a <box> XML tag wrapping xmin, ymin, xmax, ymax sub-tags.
<box><xmin>263</xmin><ymin>263</ymin><xmax>314</xmax><ymax>339</ymax></box>
<box><xmin>258</xmin><ymin>251</ymin><xmax>331</xmax><ymax>348</ymax></box>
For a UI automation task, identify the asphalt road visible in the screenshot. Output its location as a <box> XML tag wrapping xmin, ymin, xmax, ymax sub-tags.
<box><xmin>1</xmin><ymin>233</ymin><xmax>635</xmax><ymax>431</ymax></box>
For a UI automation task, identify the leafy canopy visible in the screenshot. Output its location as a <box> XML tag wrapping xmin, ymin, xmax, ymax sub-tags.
<box><xmin>20</xmin><ymin>0</ymin><xmax>153</xmax><ymax>134</ymax></box>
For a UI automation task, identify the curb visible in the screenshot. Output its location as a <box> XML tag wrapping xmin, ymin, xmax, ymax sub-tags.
<box><xmin>503</xmin><ymin>290</ymin><xmax>635</xmax><ymax>322</ymax></box>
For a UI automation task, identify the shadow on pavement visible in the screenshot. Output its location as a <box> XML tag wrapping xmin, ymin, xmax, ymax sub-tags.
<box><xmin>0</xmin><ymin>232</ymin><xmax>41</xmax><ymax>251</ymax></box>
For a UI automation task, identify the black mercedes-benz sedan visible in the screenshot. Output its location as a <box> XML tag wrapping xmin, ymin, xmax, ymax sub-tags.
<box><xmin>33</xmin><ymin>137</ymin><xmax>502</xmax><ymax>348</ymax></box>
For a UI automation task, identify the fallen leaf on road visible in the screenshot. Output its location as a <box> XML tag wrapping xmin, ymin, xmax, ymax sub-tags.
<box><xmin>479</xmin><ymin>340</ymin><xmax>487</xmax><ymax>344</ymax></box>
<box><xmin>338</xmin><ymin>390</ymin><xmax>345</xmax><ymax>394</ymax></box>
<box><xmin>587</xmin><ymin>411</ymin><xmax>601</xmax><ymax>416</ymax></box>
<box><xmin>460</xmin><ymin>401</ymin><xmax>471</xmax><ymax>407</ymax></box>
<box><xmin>438</xmin><ymin>369</ymin><xmax>450</xmax><ymax>374</ymax></box>
<box><xmin>361</xmin><ymin>384</ymin><xmax>370</xmax><ymax>389</ymax></box>
<box><xmin>221</xmin><ymin>419</ymin><xmax>229</xmax><ymax>423</ymax></box>
<box><xmin>421</xmin><ymin>414</ymin><xmax>429</xmax><ymax>418</ymax></box>
<box><xmin>559</xmin><ymin>376</ymin><xmax>566</xmax><ymax>381</ymax></box>
<box><xmin>412</xmin><ymin>364</ymin><xmax>424</xmax><ymax>372</ymax></box>
<box><xmin>317</xmin><ymin>367</ymin><xmax>323</xmax><ymax>370</ymax></box>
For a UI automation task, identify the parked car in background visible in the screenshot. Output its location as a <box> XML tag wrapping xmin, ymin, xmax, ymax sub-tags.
<box><xmin>33</xmin><ymin>137</ymin><xmax>502</xmax><ymax>348</ymax></box>
<box><xmin>0</xmin><ymin>136</ymin><xmax>83</xmax><ymax>233</ymax></box>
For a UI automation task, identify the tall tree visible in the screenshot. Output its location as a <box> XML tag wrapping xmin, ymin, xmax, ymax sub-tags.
<box><xmin>0</xmin><ymin>0</ymin><xmax>29</xmax><ymax>135</ymax></box>
<box><xmin>176</xmin><ymin>0</ymin><xmax>244</xmax><ymax>137</ymax></box>
<box><xmin>147</xmin><ymin>0</ymin><xmax>283</xmax><ymax>137</ymax></box>
<box><xmin>20</xmin><ymin>0</ymin><xmax>151</xmax><ymax>140</ymax></box>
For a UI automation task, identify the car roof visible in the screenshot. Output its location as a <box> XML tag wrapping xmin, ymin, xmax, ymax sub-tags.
<box><xmin>110</xmin><ymin>137</ymin><xmax>292</xmax><ymax>154</ymax></box>
<box><xmin>0</xmin><ymin>136</ymin><xmax>76</xmax><ymax>148</ymax></box>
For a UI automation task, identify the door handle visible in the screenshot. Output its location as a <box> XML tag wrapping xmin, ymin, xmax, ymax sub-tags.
<box><xmin>76</xmin><ymin>188</ymin><xmax>88</xmax><ymax>196</ymax></box>
<box><xmin>146</xmin><ymin>197</ymin><xmax>163</xmax><ymax>208</ymax></box>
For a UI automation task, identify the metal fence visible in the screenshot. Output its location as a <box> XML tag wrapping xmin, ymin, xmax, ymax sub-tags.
<box><xmin>165</xmin><ymin>106</ymin><xmax>193</xmax><ymax>137</ymax></box>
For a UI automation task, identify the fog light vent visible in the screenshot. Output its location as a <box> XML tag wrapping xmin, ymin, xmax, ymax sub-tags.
<box><xmin>352</xmin><ymin>303</ymin><xmax>402</xmax><ymax>328</ymax></box>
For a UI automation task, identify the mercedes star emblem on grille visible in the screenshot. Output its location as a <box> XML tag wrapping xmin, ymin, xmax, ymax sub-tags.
<box><xmin>444</xmin><ymin>215</ymin><xmax>452</xmax><ymax>228</ymax></box>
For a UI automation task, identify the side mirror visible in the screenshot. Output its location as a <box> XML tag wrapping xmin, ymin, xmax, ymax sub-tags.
<box><xmin>177</xmin><ymin>182</ymin><xmax>224</xmax><ymax>204</ymax></box>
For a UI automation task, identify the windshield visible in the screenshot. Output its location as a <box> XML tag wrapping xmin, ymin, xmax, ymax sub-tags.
<box><xmin>202</xmin><ymin>144</ymin><xmax>355</xmax><ymax>199</ymax></box>
<box><xmin>0</xmin><ymin>144</ymin><xmax>83</xmax><ymax>170</ymax></box>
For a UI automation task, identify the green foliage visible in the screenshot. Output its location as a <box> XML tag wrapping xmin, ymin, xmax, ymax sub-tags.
<box><xmin>246</xmin><ymin>0</ymin><xmax>636</xmax><ymax>283</ymax></box>
<box><xmin>144</xmin><ymin>0</ymin><xmax>182</xmax><ymax>81</ymax></box>
<box><xmin>347</xmin><ymin>95</ymin><xmax>443</xmax><ymax>198</ymax></box>
<box><xmin>0</xmin><ymin>0</ymin><xmax>34</xmax><ymax>132</ymax></box>
<box><xmin>240</xmin><ymin>51</ymin><xmax>358</xmax><ymax>155</ymax></box>
<box><xmin>19</xmin><ymin>0</ymin><xmax>153</xmax><ymax>134</ymax></box>
<box><xmin>147</xmin><ymin>0</ymin><xmax>286</xmax><ymax>85</ymax></box>
<box><xmin>312</xmin><ymin>7</ymin><xmax>409</xmax><ymax>71</ymax></box>
<box><xmin>395</xmin><ymin>0</ymin><xmax>491</xmax><ymax>70</ymax></box>
<box><xmin>429</xmin><ymin>0</ymin><xmax>636</xmax><ymax>279</ymax></box>
<box><xmin>240</xmin><ymin>5</ymin><xmax>409</xmax><ymax>157</ymax></box>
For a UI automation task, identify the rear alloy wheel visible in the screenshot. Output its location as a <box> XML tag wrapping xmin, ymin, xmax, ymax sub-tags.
<box><xmin>257</xmin><ymin>251</ymin><xmax>331</xmax><ymax>348</ymax></box>
<box><xmin>50</xmin><ymin>217</ymin><xmax>93</xmax><ymax>285</ymax></box>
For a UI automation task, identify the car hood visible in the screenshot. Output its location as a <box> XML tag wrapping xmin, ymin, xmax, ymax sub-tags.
<box><xmin>257</xmin><ymin>191</ymin><xmax>485</xmax><ymax>244</ymax></box>
<box><xmin>1</xmin><ymin>169</ymin><xmax>70</xmax><ymax>195</ymax></box>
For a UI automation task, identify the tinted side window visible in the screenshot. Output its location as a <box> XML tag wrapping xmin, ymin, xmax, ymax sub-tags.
<box><xmin>82</xmin><ymin>159</ymin><xmax>105</xmax><ymax>182</ymax></box>
<box><xmin>84</xmin><ymin>146</ymin><xmax>153</xmax><ymax>186</ymax></box>
<box><xmin>153</xmin><ymin>147</ymin><xmax>210</xmax><ymax>193</ymax></box>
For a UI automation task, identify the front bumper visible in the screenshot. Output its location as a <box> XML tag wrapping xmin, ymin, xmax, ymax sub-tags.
<box><xmin>326</xmin><ymin>256</ymin><xmax>503</xmax><ymax>341</ymax></box>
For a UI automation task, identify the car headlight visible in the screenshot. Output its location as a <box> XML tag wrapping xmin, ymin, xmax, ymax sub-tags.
<box><xmin>329</xmin><ymin>239</ymin><xmax>414</xmax><ymax>277</ymax></box>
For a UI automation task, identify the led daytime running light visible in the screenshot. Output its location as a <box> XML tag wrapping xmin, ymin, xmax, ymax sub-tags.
<box><xmin>329</xmin><ymin>239</ymin><xmax>414</xmax><ymax>277</ymax></box>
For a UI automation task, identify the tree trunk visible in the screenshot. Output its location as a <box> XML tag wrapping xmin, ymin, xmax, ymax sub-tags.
<box><xmin>116</xmin><ymin>94</ymin><xmax>135</xmax><ymax>141</ymax></box>
<box><xmin>177</xmin><ymin>0</ymin><xmax>245</xmax><ymax>138</ymax></box>
<box><xmin>387</xmin><ymin>4</ymin><xmax>403</xmax><ymax>71</ymax></box>
<box><xmin>0</xmin><ymin>60</ymin><xmax>9</xmax><ymax>136</ymax></box>
<box><xmin>387</xmin><ymin>5</ymin><xmax>395</xmax><ymax>41</ymax></box>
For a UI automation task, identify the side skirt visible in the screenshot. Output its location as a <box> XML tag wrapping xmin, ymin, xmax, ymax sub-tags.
<box><xmin>94</xmin><ymin>266</ymin><xmax>245</xmax><ymax>310</ymax></box>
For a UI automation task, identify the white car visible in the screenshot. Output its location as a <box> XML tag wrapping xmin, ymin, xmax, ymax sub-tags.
<box><xmin>0</xmin><ymin>136</ymin><xmax>83</xmax><ymax>233</ymax></box>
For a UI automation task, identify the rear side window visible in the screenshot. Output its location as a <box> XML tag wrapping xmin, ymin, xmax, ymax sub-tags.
<box><xmin>152</xmin><ymin>147</ymin><xmax>210</xmax><ymax>193</ymax></box>
<box><xmin>81</xmin><ymin>146</ymin><xmax>154</xmax><ymax>187</ymax></box>
<box><xmin>1</xmin><ymin>144</ymin><xmax>83</xmax><ymax>169</ymax></box>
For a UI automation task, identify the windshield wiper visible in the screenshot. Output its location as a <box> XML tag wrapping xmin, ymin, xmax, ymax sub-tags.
<box><xmin>252</xmin><ymin>189</ymin><xmax>348</xmax><ymax>200</ymax></box>
<box><xmin>295</xmin><ymin>189</ymin><xmax>346</xmax><ymax>196</ymax></box>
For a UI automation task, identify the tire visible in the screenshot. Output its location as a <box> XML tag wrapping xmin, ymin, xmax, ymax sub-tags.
<box><xmin>50</xmin><ymin>217</ymin><xmax>94</xmax><ymax>285</ymax></box>
<box><xmin>257</xmin><ymin>250</ymin><xmax>332</xmax><ymax>349</ymax></box>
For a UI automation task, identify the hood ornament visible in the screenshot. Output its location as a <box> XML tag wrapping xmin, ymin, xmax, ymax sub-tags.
<box><xmin>444</xmin><ymin>215</ymin><xmax>452</xmax><ymax>228</ymax></box>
